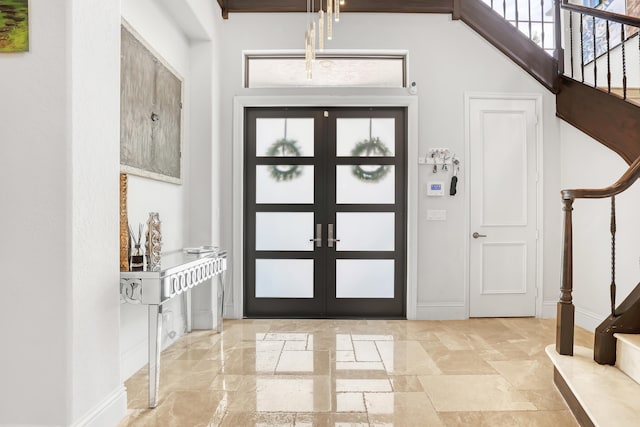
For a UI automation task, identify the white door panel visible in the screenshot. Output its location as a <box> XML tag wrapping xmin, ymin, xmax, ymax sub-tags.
<box><xmin>469</xmin><ymin>97</ymin><xmax>538</xmax><ymax>317</ymax></box>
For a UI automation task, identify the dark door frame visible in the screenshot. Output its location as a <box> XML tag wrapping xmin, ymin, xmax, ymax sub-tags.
<box><xmin>243</xmin><ymin>106</ymin><xmax>407</xmax><ymax>318</ymax></box>
<box><xmin>229</xmin><ymin>96</ymin><xmax>420</xmax><ymax>320</ymax></box>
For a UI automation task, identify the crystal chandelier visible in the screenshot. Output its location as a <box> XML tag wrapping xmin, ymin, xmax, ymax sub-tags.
<box><xmin>305</xmin><ymin>0</ymin><xmax>345</xmax><ymax>79</ymax></box>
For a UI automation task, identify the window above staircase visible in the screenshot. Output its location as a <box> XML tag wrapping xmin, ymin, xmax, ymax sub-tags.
<box><xmin>480</xmin><ymin>0</ymin><xmax>556</xmax><ymax>55</ymax></box>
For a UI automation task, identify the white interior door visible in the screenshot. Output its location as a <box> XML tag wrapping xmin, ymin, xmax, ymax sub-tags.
<box><xmin>468</xmin><ymin>97</ymin><xmax>538</xmax><ymax>317</ymax></box>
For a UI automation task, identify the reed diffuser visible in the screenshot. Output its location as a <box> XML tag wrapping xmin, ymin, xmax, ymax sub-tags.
<box><xmin>129</xmin><ymin>223</ymin><xmax>144</xmax><ymax>271</ymax></box>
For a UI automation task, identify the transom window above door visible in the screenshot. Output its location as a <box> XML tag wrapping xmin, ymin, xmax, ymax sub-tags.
<box><xmin>244</xmin><ymin>52</ymin><xmax>407</xmax><ymax>88</ymax></box>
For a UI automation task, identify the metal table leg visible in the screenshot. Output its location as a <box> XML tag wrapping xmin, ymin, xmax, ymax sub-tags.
<box><xmin>148</xmin><ymin>304</ymin><xmax>163</xmax><ymax>408</ymax></box>
<box><xmin>183</xmin><ymin>289</ymin><xmax>192</xmax><ymax>333</ymax></box>
<box><xmin>215</xmin><ymin>273</ymin><xmax>225</xmax><ymax>332</ymax></box>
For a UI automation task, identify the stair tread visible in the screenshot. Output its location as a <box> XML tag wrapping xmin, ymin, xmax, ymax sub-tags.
<box><xmin>546</xmin><ymin>344</ymin><xmax>639</xmax><ymax>427</ymax></box>
<box><xmin>614</xmin><ymin>333</ymin><xmax>640</xmax><ymax>350</ymax></box>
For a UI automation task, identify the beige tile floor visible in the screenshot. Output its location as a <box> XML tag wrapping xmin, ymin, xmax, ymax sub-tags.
<box><xmin>118</xmin><ymin>318</ymin><xmax>594</xmax><ymax>426</ymax></box>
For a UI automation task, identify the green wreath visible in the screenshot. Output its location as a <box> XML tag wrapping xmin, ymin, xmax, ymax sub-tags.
<box><xmin>351</xmin><ymin>137</ymin><xmax>391</xmax><ymax>182</ymax></box>
<box><xmin>266</xmin><ymin>138</ymin><xmax>303</xmax><ymax>181</ymax></box>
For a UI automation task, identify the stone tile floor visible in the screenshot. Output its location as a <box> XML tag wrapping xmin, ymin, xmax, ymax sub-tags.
<box><xmin>118</xmin><ymin>318</ymin><xmax>594</xmax><ymax>426</ymax></box>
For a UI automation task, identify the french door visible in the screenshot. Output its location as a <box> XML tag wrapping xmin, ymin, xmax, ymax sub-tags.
<box><xmin>244</xmin><ymin>107</ymin><xmax>406</xmax><ymax>318</ymax></box>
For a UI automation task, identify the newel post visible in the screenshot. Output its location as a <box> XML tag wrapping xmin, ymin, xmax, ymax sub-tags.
<box><xmin>557</xmin><ymin>196</ymin><xmax>575</xmax><ymax>355</ymax></box>
<box><xmin>554</xmin><ymin>0</ymin><xmax>565</xmax><ymax>75</ymax></box>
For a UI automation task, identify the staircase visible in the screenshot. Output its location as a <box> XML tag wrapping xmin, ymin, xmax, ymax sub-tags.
<box><xmin>616</xmin><ymin>333</ymin><xmax>640</xmax><ymax>383</ymax></box>
<box><xmin>546</xmin><ymin>337</ymin><xmax>640</xmax><ymax>427</ymax></box>
<box><xmin>469</xmin><ymin>0</ymin><xmax>640</xmax><ymax>425</ymax></box>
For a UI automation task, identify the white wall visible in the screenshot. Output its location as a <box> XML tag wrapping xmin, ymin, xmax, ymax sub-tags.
<box><xmin>0</xmin><ymin>0</ymin><xmax>125</xmax><ymax>425</ymax></box>
<box><xmin>560</xmin><ymin>122</ymin><xmax>640</xmax><ymax>330</ymax></box>
<box><xmin>218</xmin><ymin>13</ymin><xmax>563</xmax><ymax>319</ymax></box>
<box><xmin>70</xmin><ymin>0</ymin><xmax>125</xmax><ymax>424</ymax></box>
<box><xmin>0</xmin><ymin>1</ymin><xmax>71</xmax><ymax>424</ymax></box>
<box><xmin>119</xmin><ymin>0</ymin><xmax>223</xmax><ymax>380</ymax></box>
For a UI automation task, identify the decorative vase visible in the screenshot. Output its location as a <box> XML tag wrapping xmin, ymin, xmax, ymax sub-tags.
<box><xmin>146</xmin><ymin>212</ymin><xmax>162</xmax><ymax>271</ymax></box>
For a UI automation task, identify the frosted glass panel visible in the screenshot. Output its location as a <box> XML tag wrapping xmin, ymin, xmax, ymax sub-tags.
<box><xmin>256</xmin><ymin>259</ymin><xmax>313</xmax><ymax>298</ymax></box>
<box><xmin>256</xmin><ymin>212</ymin><xmax>314</xmax><ymax>251</ymax></box>
<box><xmin>336</xmin><ymin>118</ymin><xmax>395</xmax><ymax>157</ymax></box>
<box><xmin>245</xmin><ymin>55</ymin><xmax>406</xmax><ymax>88</ymax></box>
<box><xmin>336</xmin><ymin>165</ymin><xmax>394</xmax><ymax>204</ymax></box>
<box><xmin>482</xmin><ymin>111</ymin><xmax>527</xmax><ymax>225</ymax></box>
<box><xmin>336</xmin><ymin>212</ymin><xmax>394</xmax><ymax>251</ymax></box>
<box><xmin>256</xmin><ymin>118</ymin><xmax>314</xmax><ymax>157</ymax></box>
<box><xmin>336</xmin><ymin>260</ymin><xmax>394</xmax><ymax>298</ymax></box>
<box><xmin>256</xmin><ymin>165</ymin><xmax>314</xmax><ymax>204</ymax></box>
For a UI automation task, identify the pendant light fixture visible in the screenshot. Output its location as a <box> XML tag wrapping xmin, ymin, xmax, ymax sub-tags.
<box><xmin>305</xmin><ymin>0</ymin><xmax>344</xmax><ymax>79</ymax></box>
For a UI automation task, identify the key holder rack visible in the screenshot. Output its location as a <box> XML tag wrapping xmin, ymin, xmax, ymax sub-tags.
<box><xmin>420</xmin><ymin>148</ymin><xmax>453</xmax><ymax>173</ymax></box>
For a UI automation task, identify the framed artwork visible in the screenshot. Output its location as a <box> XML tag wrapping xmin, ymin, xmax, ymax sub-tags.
<box><xmin>120</xmin><ymin>20</ymin><xmax>183</xmax><ymax>184</ymax></box>
<box><xmin>0</xmin><ymin>0</ymin><xmax>28</xmax><ymax>52</ymax></box>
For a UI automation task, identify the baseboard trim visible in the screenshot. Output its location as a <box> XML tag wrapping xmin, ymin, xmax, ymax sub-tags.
<box><xmin>540</xmin><ymin>302</ymin><xmax>604</xmax><ymax>330</ymax></box>
<box><xmin>71</xmin><ymin>386</ymin><xmax>127</xmax><ymax>427</ymax></box>
<box><xmin>224</xmin><ymin>303</ymin><xmax>238</xmax><ymax>319</ymax></box>
<box><xmin>193</xmin><ymin>309</ymin><xmax>214</xmax><ymax>329</ymax></box>
<box><xmin>542</xmin><ymin>300</ymin><xmax>556</xmax><ymax>318</ymax></box>
<box><xmin>575</xmin><ymin>306</ymin><xmax>605</xmax><ymax>331</ymax></box>
<box><xmin>415</xmin><ymin>303</ymin><xmax>466</xmax><ymax>320</ymax></box>
<box><xmin>120</xmin><ymin>339</ymin><xmax>147</xmax><ymax>382</ymax></box>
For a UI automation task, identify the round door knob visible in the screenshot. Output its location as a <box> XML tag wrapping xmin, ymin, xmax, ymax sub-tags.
<box><xmin>473</xmin><ymin>232</ymin><xmax>487</xmax><ymax>239</ymax></box>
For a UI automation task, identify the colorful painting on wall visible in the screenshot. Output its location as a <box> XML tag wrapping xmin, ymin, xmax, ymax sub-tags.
<box><xmin>0</xmin><ymin>0</ymin><xmax>28</xmax><ymax>53</ymax></box>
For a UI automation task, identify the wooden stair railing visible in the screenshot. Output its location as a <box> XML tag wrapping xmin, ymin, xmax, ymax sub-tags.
<box><xmin>557</xmin><ymin>0</ymin><xmax>640</xmax><ymax>165</ymax></box>
<box><xmin>557</xmin><ymin>155</ymin><xmax>640</xmax><ymax>357</ymax></box>
<box><xmin>557</xmin><ymin>76</ymin><xmax>640</xmax><ymax>166</ymax></box>
<box><xmin>457</xmin><ymin>0</ymin><xmax>562</xmax><ymax>93</ymax></box>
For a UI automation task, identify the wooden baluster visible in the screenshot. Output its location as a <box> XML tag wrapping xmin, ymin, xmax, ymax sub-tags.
<box><xmin>581</xmin><ymin>14</ymin><xmax>585</xmax><ymax>83</ymax></box>
<box><xmin>593</xmin><ymin>16</ymin><xmax>597</xmax><ymax>87</ymax></box>
<box><xmin>622</xmin><ymin>24</ymin><xmax>627</xmax><ymax>99</ymax></box>
<box><xmin>554</xmin><ymin>0</ymin><xmax>564</xmax><ymax>73</ymax></box>
<box><xmin>528</xmin><ymin>0</ymin><xmax>533</xmax><ymax>42</ymax></box>
<box><xmin>610</xmin><ymin>196</ymin><xmax>617</xmax><ymax>316</ymax></box>
<box><xmin>541</xmin><ymin>0</ymin><xmax>546</xmax><ymax>51</ymax></box>
<box><xmin>606</xmin><ymin>21</ymin><xmax>611</xmax><ymax>93</ymax></box>
<box><xmin>570</xmin><ymin>12</ymin><xmax>575</xmax><ymax>77</ymax></box>
<box><xmin>557</xmin><ymin>197</ymin><xmax>575</xmax><ymax>356</ymax></box>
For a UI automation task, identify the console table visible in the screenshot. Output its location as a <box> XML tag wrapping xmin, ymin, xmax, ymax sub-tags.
<box><xmin>120</xmin><ymin>250</ymin><xmax>227</xmax><ymax>408</ymax></box>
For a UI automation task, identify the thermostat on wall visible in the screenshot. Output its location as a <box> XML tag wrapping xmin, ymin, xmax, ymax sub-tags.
<box><xmin>427</xmin><ymin>181</ymin><xmax>445</xmax><ymax>196</ymax></box>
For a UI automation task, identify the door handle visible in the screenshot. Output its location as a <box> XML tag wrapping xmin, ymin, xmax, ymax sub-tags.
<box><xmin>328</xmin><ymin>223</ymin><xmax>340</xmax><ymax>248</ymax></box>
<box><xmin>309</xmin><ymin>223</ymin><xmax>322</xmax><ymax>248</ymax></box>
<box><xmin>472</xmin><ymin>232</ymin><xmax>487</xmax><ymax>239</ymax></box>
